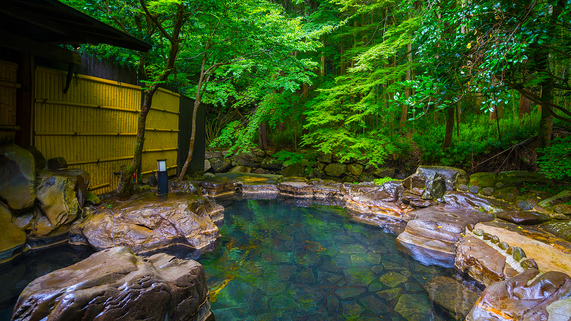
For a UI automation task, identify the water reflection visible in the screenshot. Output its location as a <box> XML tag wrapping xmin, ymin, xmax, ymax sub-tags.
<box><xmin>0</xmin><ymin>245</ymin><xmax>94</xmax><ymax>320</ymax></box>
<box><xmin>196</xmin><ymin>199</ymin><xmax>458</xmax><ymax>320</ymax></box>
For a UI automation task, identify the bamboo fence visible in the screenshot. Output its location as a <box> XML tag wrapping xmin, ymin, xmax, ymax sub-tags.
<box><xmin>34</xmin><ymin>67</ymin><xmax>179</xmax><ymax>194</ymax></box>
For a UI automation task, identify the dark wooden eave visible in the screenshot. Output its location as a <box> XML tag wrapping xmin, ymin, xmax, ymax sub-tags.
<box><xmin>0</xmin><ymin>0</ymin><xmax>151</xmax><ymax>58</ymax></box>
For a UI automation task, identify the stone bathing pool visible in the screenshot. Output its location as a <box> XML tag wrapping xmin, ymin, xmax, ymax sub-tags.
<box><xmin>0</xmin><ymin>195</ymin><xmax>476</xmax><ymax>321</ymax></box>
<box><xmin>156</xmin><ymin>196</ymin><xmax>473</xmax><ymax>321</ymax></box>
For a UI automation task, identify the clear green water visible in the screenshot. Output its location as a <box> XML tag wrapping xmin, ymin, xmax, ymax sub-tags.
<box><xmin>198</xmin><ymin>199</ymin><xmax>455</xmax><ymax>321</ymax></box>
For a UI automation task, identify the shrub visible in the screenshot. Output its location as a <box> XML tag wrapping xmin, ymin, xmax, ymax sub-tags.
<box><xmin>537</xmin><ymin>136</ymin><xmax>571</xmax><ymax>179</ymax></box>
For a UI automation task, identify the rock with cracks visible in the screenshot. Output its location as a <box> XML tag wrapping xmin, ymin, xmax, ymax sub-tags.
<box><xmin>12</xmin><ymin>247</ymin><xmax>212</xmax><ymax>321</ymax></box>
<box><xmin>70</xmin><ymin>193</ymin><xmax>222</xmax><ymax>256</ymax></box>
<box><xmin>466</xmin><ymin>268</ymin><xmax>571</xmax><ymax>321</ymax></box>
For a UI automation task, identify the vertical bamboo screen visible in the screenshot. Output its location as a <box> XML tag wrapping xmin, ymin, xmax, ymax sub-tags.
<box><xmin>141</xmin><ymin>87</ymin><xmax>180</xmax><ymax>178</ymax></box>
<box><xmin>34</xmin><ymin>67</ymin><xmax>180</xmax><ymax>194</ymax></box>
<box><xmin>0</xmin><ymin>60</ymin><xmax>19</xmax><ymax>145</ymax></box>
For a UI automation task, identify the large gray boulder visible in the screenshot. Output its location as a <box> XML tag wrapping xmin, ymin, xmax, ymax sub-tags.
<box><xmin>235</xmin><ymin>151</ymin><xmax>260</xmax><ymax>167</ymax></box>
<box><xmin>421</xmin><ymin>172</ymin><xmax>446</xmax><ymax>200</ymax></box>
<box><xmin>210</xmin><ymin>158</ymin><xmax>232</xmax><ymax>173</ymax></box>
<box><xmin>12</xmin><ymin>247</ymin><xmax>213</xmax><ymax>321</ymax></box>
<box><xmin>70</xmin><ymin>194</ymin><xmax>223</xmax><ymax>255</ymax></box>
<box><xmin>415</xmin><ymin>165</ymin><xmax>469</xmax><ymax>191</ymax></box>
<box><xmin>0</xmin><ymin>144</ymin><xmax>36</xmax><ymax>210</ymax></box>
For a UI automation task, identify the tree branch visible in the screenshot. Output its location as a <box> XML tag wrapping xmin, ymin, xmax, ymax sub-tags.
<box><xmin>140</xmin><ymin>0</ymin><xmax>174</xmax><ymax>42</ymax></box>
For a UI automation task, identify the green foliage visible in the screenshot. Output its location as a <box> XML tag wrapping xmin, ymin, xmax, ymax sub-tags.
<box><xmin>209</xmin><ymin>121</ymin><xmax>244</xmax><ymax>148</ymax></box>
<box><xmin>537</xmin><ymin>136</ymin><xmax>571</xmax><ymax>180</ymax></box>
<box><xmin>416</xmin><ymin>112</ymin><xmax>540</xmax><ymax>167</ymax></box>
<box><xmin>374</xmin><ymin>177</ymin><xmax>399</xmax><ymax>185</ymax></box>
<box><xmin>272</xmin><ymin>150</ymin><xmax>306</xmax><ymax>167</ymax></box>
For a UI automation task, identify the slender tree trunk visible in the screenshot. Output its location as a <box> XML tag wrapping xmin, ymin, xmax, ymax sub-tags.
<box><xmin>400</xmin><ymin>45</ymin><xmax>412</xmax><ymax>128</ymax></box>
<box><xmin>179</xmin><ymin>98</ymin><xmax>202</xmax><ymax>179</ymax></box>
<box><xmin>340</xmin><ymin>43</ymin><xmax>345</xmax><ymax>75</ymax></box>
<box><xmin>443</xmin><ymin>106</ymin><xmax>455</xmax><ymax>149</ymax></box>
<box><xmin>259</xmin><ymin>122</ymin><xmax>268</xmax><ymax>149</ymax></box>
<box><xmin>538</xmin><ymin>89</ymin><xmax>554</xmax><ymax>147</ymax></box>
<box><xmin>116</xmin><ymin>90</ymin><xmax>155</xmax><ymax>198</ymax></box>
<box><xmin>115</xmin><ymin>2</ymin><xmax>184</xmax><ymax>197</ymax></box>
<box><xmin>519</xmin><ymin>95</ymin><xmax>530</xmax><ymax>119</ymax></box>
<box><xmin>455</xmin><ymin>104</ymin><xmax>460</xmax><ymax>138</ymax></box>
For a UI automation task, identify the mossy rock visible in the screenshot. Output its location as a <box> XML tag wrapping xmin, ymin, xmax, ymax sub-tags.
<box><xmin>86</xmin><ymin>191</ymin><xmax>101</xmax><ymax>205</ymax></box>
<box><xmin>497</xmin><ymin>171</ymin><xmax>552</xmax><ymax>187</ymax></box>
<box><xmin>324</xmin><ymin>163</ymin><xmax>347</xmax><ymax>177</ymax></box>
<box><xmin>470</xmin><ymin>172</ymin><xmax>497</xmax><ymax>188</ymax></box>
<box><xmin>347</xmin><ymin>164</ymin><xmax>363</xmax><ymax>176</ymax></box>
<box><xmin>493</xmin><ymin>187</ymin><xmax>520</xmax><ymax>202</ymax></box>
<box><xmin>541</xmin><ymin>221</ymin><xmax>571</xmax><ymax>243</ymax></box>
<box><xmin>538</xmin><ymin>190</ymin><xmax>571</xmax><ymax>209</ymax></box>
<box><xmin>281</xmin><ymin>163</ymin><xmax>305</xmax><ymax>177</ymax></box>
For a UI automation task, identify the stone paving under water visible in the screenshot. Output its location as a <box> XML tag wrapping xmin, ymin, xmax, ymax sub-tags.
<box><xmin>198</xmin><ymin>199</ymin><xmax>459</xmax><ymax>321</ymax></box>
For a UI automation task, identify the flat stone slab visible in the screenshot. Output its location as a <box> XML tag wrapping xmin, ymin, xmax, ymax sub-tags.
<box><xmin>395</xmin><ymin>206</ymin><xmax>493</xmax><ymax>268</ymax></box>
<box><xmin>476</xmin><ymin>221</ymin><xmax>571</xmax><ymax>276</ymax></box>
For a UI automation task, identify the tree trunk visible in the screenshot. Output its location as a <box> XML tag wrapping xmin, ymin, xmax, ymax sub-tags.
<box><xmin>538</xmin><ymin>93</ymin><xmax>554</xmax><ymax>147</ymax></box>
<box><xmin>400</xmin><ymin>34</ymin><xmax>413</xmax><ymax>128</ymax></box>
<box><xmin>178</xmin><ymin>98</ymin><xmax>202</xmax><ymax>180</ymax></box>
<box><xmin>259</xmin><ymin>121</ymin><xmax>268</xmax><ymax>149</ymax></box>
<box><xmin>442</xmin><ymin>106</ymin><xmax>454</xmax><ymax>149</ymax></box>
<box><xmin>519</xmin><ymin>95</ymin><xmax>530</xmax><ymax>119</ymax></box>
<box><xmin>116</xmin><ymin>90</ymin><xmax>154</xmax><ymax>198</ymax></box>
<box><xmin>115</xmin><ymin>2</ymin><xmax>184</xmax><ymax>197</ymax></box>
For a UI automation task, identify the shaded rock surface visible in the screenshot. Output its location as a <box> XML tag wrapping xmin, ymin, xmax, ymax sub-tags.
<box><xmin>0</xmin><ymin>202</ymin><xmax>26</xmax><ymax>263</ymax></box>
<box><xmin>396</xmin><ymin>206</ymin><xmax>493</xmax><ymax>267</ymax></box>
<box><xmin>467</xmin><ymin>268</ymin><xmax>571</xmax><ymax>321</ymax></box>
<box><xmin>496</xmin><ymin>210</ymin><xmax>549</xmax><ymax>225</ymax></box>
<box><xmin>47</xmin><ymin>157</ymin><xmax>67</xmax><ymax>170</ymax></box>
<box><xmin>36</xmin><ymin>170</ymin><xmax>84</xmax><ymax>232</ymax></box>
<box><xmin>235</xmin><ymin>151</ymin><xmax>260</xmax><ymax>167</ymax></box>
<box><xmin>421</xmin><ymin>172</ymin><xmax>446</xmax><ymax>200</ymax></box>
<box><xmin>0</xmin><ymin>144</ymin><xmax>36</xmax><ymax>210</ymax></box>
<box><xmin>70</xmin><ymin>193</ymin><xmax>222</xmax><ymax>256</ymax></box>
<box><xmin>209</xmin><ymin>158</ymin><xmax>232</xmax><ymax>173</ymax></box>
<box><xmin>201</xmin><ymin>176</ymin><xmax>235</xmax><ymax>196</ymax></box>
<box><xmin>444</xmin><ymin>191</ymin><xmax>515</xmax><ymax>213</ymax></box>
<box><xmin>455</xmin><ymin>236</ymin><xmax>509</xmax><ymax>286</ymax></box>
<box><xmin>12</xmin><ymin>247</ymin><xmax>212</xmax><ymax>321</ymax></box>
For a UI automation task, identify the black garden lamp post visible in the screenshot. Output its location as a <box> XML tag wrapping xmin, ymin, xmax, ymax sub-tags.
<box><xmin>157</xmin><ymin>159</ymin><xmax>168</xmax><ymax>195</ymax></box>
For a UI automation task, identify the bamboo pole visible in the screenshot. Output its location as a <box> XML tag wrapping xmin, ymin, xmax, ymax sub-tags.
<box><xmin>35</xmin><ymin>99</ymin><xmax>140</xmax><ymax>114</ymax></box>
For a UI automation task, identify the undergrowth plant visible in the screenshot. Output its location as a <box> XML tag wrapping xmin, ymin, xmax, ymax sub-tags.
<box><xmin>415</xmin><ymin>111</ymin><xmax>540</xmax><ymax>167</ymax></box>
<box><xmin>374</xmin><ymin>177</ymin><xmax>400</xmax><ymax>185</ymax></box>
<box><xmin>537</xmin><ymin>136</ymin><xmax>571</xmax><ymax>180</ymax></box>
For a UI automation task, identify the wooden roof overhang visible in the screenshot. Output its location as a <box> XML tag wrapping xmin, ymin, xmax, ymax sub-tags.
<box><xmin>0</xmin><ymin>0</ymin><xmax>151</xmax><ymax>65</ymax></box>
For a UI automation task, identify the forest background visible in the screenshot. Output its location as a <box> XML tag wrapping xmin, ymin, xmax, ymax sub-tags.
<box><xmin>62</xmin><ymin>0</ymin><xmax>571</xmax><ymax>193</ymax></box>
